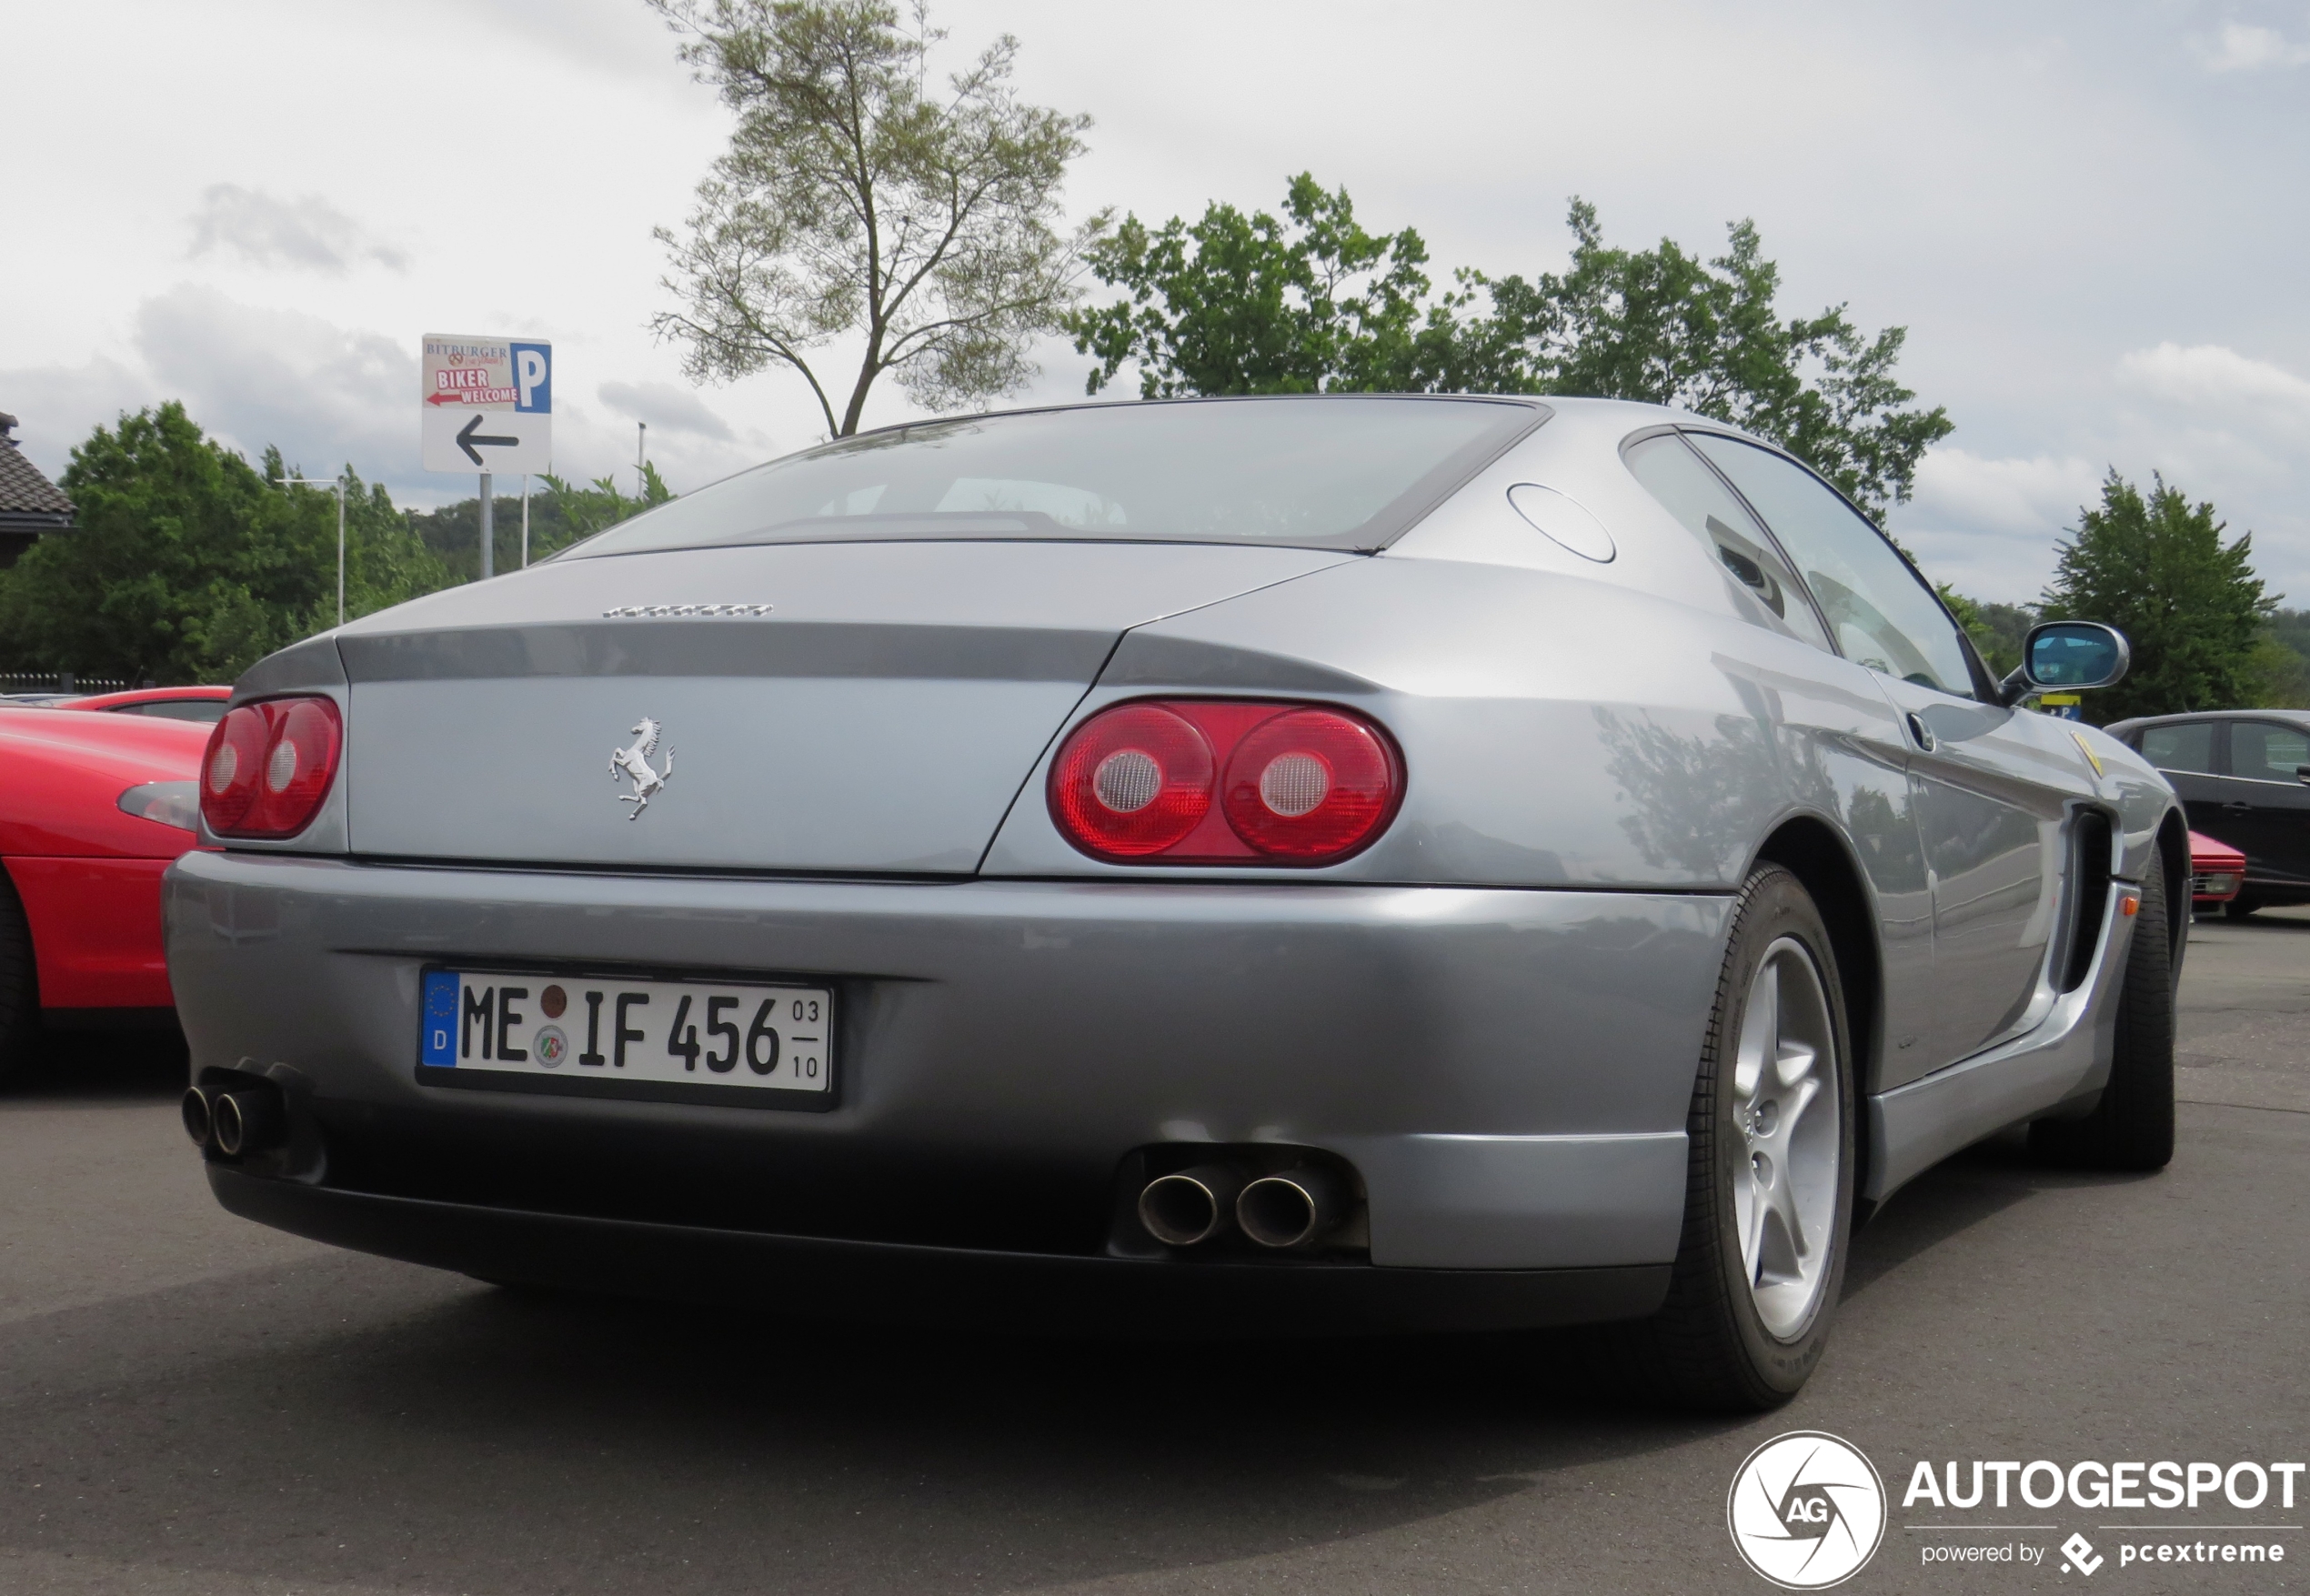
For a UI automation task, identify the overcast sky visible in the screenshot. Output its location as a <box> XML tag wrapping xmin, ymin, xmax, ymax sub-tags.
<box><xmin>5</xmin><ymin>0</ymin><xmax>2307</xmax><ymax>606</ymax></box>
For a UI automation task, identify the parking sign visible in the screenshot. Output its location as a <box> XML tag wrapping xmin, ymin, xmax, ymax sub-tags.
<box><xmin>420</xmin><ymin>333</ymin><xmax>552</xmax><ymax>474</ymax></box>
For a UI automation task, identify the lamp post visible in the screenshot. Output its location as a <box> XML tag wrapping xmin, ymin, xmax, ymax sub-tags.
<box><xmin>276</xmin><ymin>472</ymin><xmax>347</xmax><ymax>627</ymax></box>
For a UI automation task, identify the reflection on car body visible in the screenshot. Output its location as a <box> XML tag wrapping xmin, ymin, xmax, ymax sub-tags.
<box><xmin>165</xmin><ymin>396</ymin><xmax>2184</xmax><ymax>1410</ymax></box>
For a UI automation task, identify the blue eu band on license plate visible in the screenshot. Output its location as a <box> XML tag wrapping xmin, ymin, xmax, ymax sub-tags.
<box><xmin>418</xmin><ymin>969</ymin><xmax>833</xmax><ymax>1096</ymax></box>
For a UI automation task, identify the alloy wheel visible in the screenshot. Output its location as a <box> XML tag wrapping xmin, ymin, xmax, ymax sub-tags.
<box><xmin>1730</xmin><ymin>936</ymin><xmax>1842</xmax><ymax>1340</ymax></box>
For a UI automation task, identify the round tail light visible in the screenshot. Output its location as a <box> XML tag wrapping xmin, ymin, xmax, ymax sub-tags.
<box><xmin>201</xmin><ymin>706</ymin><xmax>271</xmax><ymax>832</ymax></box>
<box><xmin>1047</xmin><ymin>699</ymin><xmax>1402</xmax><ymax>865</ymax></box>
<box><xmin>1221</xmin><ymin>708</ymin><xmax>1401</xmax><ymax>858</ymax></box>
<box><xmin>1049</xmin><ymin>703</ymin><xmax>1213</xmax><ymax>857</ymax></box>
<box><xmin>200</xmin><ymin>696</ymin><xmax>343</xmax><ymax>839</ymax></box>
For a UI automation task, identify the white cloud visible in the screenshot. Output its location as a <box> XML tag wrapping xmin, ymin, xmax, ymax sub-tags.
<box><xmin>2114</xmin><ymin>341</ymin><xmax>2310</xmax><ymax>419</ymax></box>
<box><xmin>2197</xmin><ymin>21</ymin><xmax>2310</xmax><ymax>71</ymax></box>
<box><xmin>135</xmin><ymin>285</ymin><xmax>413</xmax><ymax>479</ymax></box>
<box><xmin>1890</xmin><ymin>344</ymin><xmax>2310</xmax><ymax>606</ymax></box>
<box><xmin>186</xmin><ymin>185</ymin><xmax>407</xmax><ymax>273</ymax></box>
<box><xmin>1896</xmin><ymin>525</ymin><xmax>2069</xmax><ymax>608</ymax></box>
<box><xmin>4</xmin><ymin>289</ymin><xmax>770</xmax><ymax>506</ymax></box>
<box><xmin>1906</xmin><ymin>447</ymin><xmax>2104</xmax><ymax>537</ymax></box>
<box><xmin>1889</xmin><ymin>449</ymin><xmax>2103</xmax><ymax>603</ymax></box>
<box><xmin>598</xmin><ymin>379</ymin><xmax>737</xmax><ymax>442</ymax></box>
<box><xmin>0</xmin><ymin>356</ymin><xmax>160</xmax><ymax>476</ymax></box>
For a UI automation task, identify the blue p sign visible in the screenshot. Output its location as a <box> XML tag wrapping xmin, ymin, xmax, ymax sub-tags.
<box><xmin>512</xmin><ymin>342</ymin><xmax>552</xmax><ymax>413</ymax></box>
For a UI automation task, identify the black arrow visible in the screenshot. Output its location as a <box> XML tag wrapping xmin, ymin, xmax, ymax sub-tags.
<box><xmin>456</xmin><ymin>412</ymin><xmax>520</xmax><ymax>467</ymax></box>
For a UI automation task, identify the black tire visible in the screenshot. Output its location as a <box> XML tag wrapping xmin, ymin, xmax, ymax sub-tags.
<box><xmin>2031</xmin><ymin>860</ymin><xmax>2176</xmax><ymax>1171</ymax></box>
<box><xmin>1623</xmin><ymin>864</ymin><xmax>1857</xmax><ymax>1411</ymax></box>
<box><xmin>0</xmin><ymin>866</ymin><xmax>37</xmax><ymax>1087</ymax></box>
<box><xmin>2222</xmin><ymin>894</ymin><xmax>2261</xmax><ymax>920</ymax></box>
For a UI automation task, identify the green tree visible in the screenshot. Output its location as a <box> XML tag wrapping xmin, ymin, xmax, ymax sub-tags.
<box><xmin>1488</xmin><ymin>201</ymin><xmax>1953</xmax><ymax>521</ymax></box>
<box><xmin>2039</xmin><ymin>471</ymin><xmax>2273</xmax><ymax>723</ymax></box>
<box><xmin>407</xmin><ymin>466</ymin><xmax>674</xmax><ymax>576</ymax></box>
<box><xmin>1066</xmin><ymin>174</ymin><xmax>1475</xmax><ymax>398</ymax></box>
<box><xmin>648</xmin><ymin>0</ymin><xmax>1102</xmax><ymax>437</ymax></box>
<box><xmin>265</xmin><ymin>451</ymin><xmax>457</xmax><ymax>629</ymax></box>
<box><xmin>2247</xmin><ymin>631</ymin><xmax>2310</xmax><ymax>707</ymax></box>
<box><xmin>0</xmin><ymin>404</ymin><xmax>452</xmax><ymax>684</ymax></box>
<box><xmin>1068</xmin><ymin>181</ymin><xmax>1951</xmax><ymax>522</ymax></box>
<box><xmin>2249</xmin><ymin>607</ymin><xmax>2310</xmax><ymax>708</ymax></box>
<box><xmin>1937</xmin><ymin>587</ymin><xmax>2035</xmax><ymax>678</ymax></box>
<box><xmin>539</xmin><ymin>463</ymin><xmax>678</xmax><ymax>545</ymax></box>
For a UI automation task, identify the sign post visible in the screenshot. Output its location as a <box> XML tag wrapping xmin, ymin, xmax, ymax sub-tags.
<box><xmin>420</xmin><ymin>334</ymin><xmax>551</xmax><ymax>580</ymax></box>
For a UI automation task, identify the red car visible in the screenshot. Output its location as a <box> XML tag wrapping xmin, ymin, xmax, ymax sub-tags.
<box><xmin>60</xmin><ymin>685</ymin><xmax>233</xmax><ymax>724</ymax></box>
<box><xmin>0</xmin><ymin>707</ymin><xmax>210</xmax><ymax>1078</ymax></box>
<box><xmin>2191</xmin><ymin>829</ymin><xmax>2246</xmax><ymax>908</ymax></box>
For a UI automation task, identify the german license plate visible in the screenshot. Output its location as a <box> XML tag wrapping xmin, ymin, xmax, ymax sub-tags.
<box><xmin>418</xmin><ymin>969</ymin><xmax>832</xmax><ymax>1105</ymax></box>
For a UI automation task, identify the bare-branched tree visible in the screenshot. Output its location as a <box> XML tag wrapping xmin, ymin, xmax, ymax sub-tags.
<box><xmin>648</xmin><ymin>0</ymin><xmax>1104</xmax><ymax>437</ymax></box>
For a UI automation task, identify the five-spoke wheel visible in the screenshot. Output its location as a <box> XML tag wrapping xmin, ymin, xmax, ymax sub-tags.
<box><xmin>1731</xmin><ymin>937</ymin><xmax>1842</xmax><ymax>1340</ymax></box>
<box><xmin>1627</xmin><ymin>863</ymin><xmax>1856</xmax><ymax>1411</ymax></box>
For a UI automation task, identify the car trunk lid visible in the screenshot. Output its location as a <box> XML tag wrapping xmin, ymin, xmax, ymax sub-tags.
<box><xmin>337</xmin><ymin>540</ymin><xmax>1343</xmax><ymax>871</ymax></box>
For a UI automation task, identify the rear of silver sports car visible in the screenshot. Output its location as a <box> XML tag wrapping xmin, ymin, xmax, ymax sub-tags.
<box><xmin>164</xmin><ymin>399</ymin><xmax>1730</xmax><ymax>1334</ymax></box>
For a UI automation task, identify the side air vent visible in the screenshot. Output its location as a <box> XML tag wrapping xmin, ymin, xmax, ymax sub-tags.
<box><xmin>2058</xmin><ymin>809</ymin><xmax>2115</xmax><ymax>993</ymax></box>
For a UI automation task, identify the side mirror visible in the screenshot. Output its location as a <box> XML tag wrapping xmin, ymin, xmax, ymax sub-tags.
<box><xmin>2297</xmin><ymin>765</ymin><xmax>2310</xmax><ymax>787</ymax></box>
<box><xmin>1998</xmin><ymin>621</ymin><xmax>2131</xmax><ymax>708</ymax></box>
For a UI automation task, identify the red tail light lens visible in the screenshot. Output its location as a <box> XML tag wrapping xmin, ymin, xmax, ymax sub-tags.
<box><xmin>1050</xmin><ymin>703</ymin><xmax>1213</xmax><ymax>856</ymax></box>
<box><xmin>200</xmin><ymin>696</ymin><xmax>343</xmax><ymax>839</ymax></box>
<box><xmin>1048</xmin><ymin>699</ymin><xmax>1402</xmax><ymax>865</ymax></box>
<box><xmin>1221</xmin><ymin>708</ymin><xmax>1401</xmax><ymax>858</ymax></box>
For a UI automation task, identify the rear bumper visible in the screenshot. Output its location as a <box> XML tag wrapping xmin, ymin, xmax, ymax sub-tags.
<box><xmin>211</xmin><ymin>1165</ymin><xmax>1671</xmax><ymax>1335</ymax></box>
<box><xmin>166</xmin><ymin>850</ymin><xmax>1731</xmax><ymax>1293</ymax></box>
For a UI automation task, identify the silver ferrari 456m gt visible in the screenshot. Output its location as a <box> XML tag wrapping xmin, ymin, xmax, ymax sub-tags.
<box><xmin>166</xmin><ymin>395</ymin><xmax>2181</xmax><ymax>1410</ymax></box>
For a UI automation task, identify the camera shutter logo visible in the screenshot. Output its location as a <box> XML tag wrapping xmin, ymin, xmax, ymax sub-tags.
<box><xmin>1726</xmin><ymin>1431</ymin><xmax>1887</xmax><ymax>1589</ymax></box>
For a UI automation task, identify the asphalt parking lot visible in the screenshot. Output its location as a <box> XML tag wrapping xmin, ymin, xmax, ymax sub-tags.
<box><xmin>3</xmin><ymin>914</ymin><xmax>2304</xmax><ymax>1596</ymax></box>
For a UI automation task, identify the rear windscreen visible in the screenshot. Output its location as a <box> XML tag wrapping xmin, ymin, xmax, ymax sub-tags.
<box><xmin>564</xmin><ymin>396</ymin><xmax>1546</xmax><ymax>557</ymax></box>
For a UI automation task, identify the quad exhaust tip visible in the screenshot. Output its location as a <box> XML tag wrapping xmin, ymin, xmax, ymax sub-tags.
<box><xmin>1237</xmin><ymin>1167</ymin><xmax>1344</xmax><ymax>1250</ymax></box>
<box><xmin>1138</xmin><ymin>1164</ymin><xmax>1243</xmax><ymax>1247</ymax></box>
<box><xmin>180</xmin><ymin>1086</ymin><xmax>215</xmax><ymax>1149</ymax></box>
<box><xmin>186</xmin><ymin>1081</ymin><xmax>288</xmax><ymax>1157</ymax></box>
<box><xmin>1136</xmin><ymin>1159</ymin><xmax>1351</xmax><ymax>1251</ymax></box>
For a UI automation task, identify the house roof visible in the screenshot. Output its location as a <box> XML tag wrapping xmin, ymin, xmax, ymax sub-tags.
<box><xmin>0</xmin><ymin>413</ymin><xmax>75</xmax><ymax>530</ymax></box>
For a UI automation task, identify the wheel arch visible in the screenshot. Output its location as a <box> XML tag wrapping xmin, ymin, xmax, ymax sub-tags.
<box><xmin>2154</xmin><ymin>806</ymin><xmax>2189</xmax><ymax>964</ymax></box>
<box><xmin>1751</xmin><ymin>814</ymin><xmax>1882</xmax><ymax>1212</ymax></box>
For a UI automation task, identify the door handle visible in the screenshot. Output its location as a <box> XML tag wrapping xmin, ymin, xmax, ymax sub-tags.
<box><xmin>2225</xmin><ymin>801</ymin><xmax>2254</xmax><ymax>812</ymax></box>
<box><xmin>1904</xmin><ymin>713</ymin><xmax>1936</xmax><ymax>753</ymax></box>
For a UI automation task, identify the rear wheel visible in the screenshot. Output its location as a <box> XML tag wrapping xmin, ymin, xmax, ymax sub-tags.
<box><xmin>1624</xmin><ymin>864</ymin><xmax>1855</xmax><ymax>1411</ymax></box>
<box><xmin>0</xmin><ymin>868</ymin><xmax>37</xmax><ymax>1087</ymax></box>
<box><xmin>2031</xmin><ymin>862</ymin><xmax>2176</xmax><ymax>1170</ymax></box>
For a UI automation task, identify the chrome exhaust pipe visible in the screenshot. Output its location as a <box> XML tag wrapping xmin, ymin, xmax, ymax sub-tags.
<box><xmin>180</xmin><ymin>1085</ymin><xmax>216</xmax><ymax>1149</ymax></box>
<box><xmin>1138</xmin><ymin>1164</ymin><xmax>1243</xmax><ymax>1247</ymax></box>
<box><xmin>211</xmin><ymin>1085</ymin><xmax>286</xmax><ymax>1158</ymax></box>
<box><xmin>1237</xmin><ymin>1167</ymin><xmax>1345</xmax><ymax>1250</ymax></box>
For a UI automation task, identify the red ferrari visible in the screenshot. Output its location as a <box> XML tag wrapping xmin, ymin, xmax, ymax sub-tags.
<box><xmin>0</xmin><ymin>706</ymin><xmax>209</xmax><ymax>1078</ymax></box>
<box><xmin>61</xmin><ymin>685</ymin><xmax>233</xmax><ymax>723</ymax></box>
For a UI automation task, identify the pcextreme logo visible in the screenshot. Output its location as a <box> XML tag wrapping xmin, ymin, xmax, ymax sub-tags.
<box><xmin>1728</xmin><ymin>1431</ymin><xmax>1889</xmax><ymax>1589</ymax></box>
